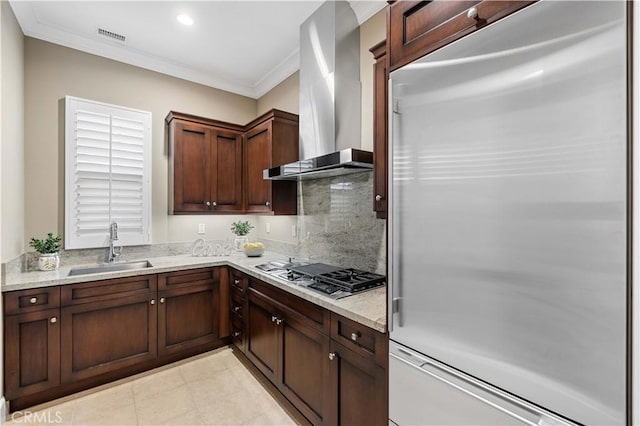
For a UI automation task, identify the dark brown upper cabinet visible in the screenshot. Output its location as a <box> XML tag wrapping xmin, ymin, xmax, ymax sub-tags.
<box><xmin>388</xmin><ymin>1</ymin><xmax>535</xmax><ymax>72</ymax></box>
<box><xmin>244</xmin><ymin>110</ymin><xmax>298</xmax><ymax>215</ymax></box>
<box><xmin>370</xmin><ymin>40</ymin><xmax>388</xmax><ymax>220</ymax></box>
<box><xmin>166</xmin><ymin>109</ymin><xmax>298</xmax><ymax>215</ymax></box>
<box><xmin>166</xmin><ymin>112</ymin><xmax>244</xmax><ymax>214</ymax></box>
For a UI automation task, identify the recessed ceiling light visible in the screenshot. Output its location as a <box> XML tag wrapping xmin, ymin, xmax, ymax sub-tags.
<box><xmin>177</xmin><ymin>14</ymin><xmax>193</xmax><ymax>26</ymax></box>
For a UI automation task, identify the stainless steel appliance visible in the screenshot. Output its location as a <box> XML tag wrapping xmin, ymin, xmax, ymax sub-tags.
<box><xmin>388</xmin><ymin>1</ymin><xmax>629</xmax><ymax>425</ymax></box>
<box><xmin>256</xmin><ymin>261</ymin><xmax>385</xmax><ymax>299</ymax></box>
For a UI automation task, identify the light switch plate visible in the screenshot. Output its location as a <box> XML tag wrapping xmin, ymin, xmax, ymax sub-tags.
<box><xmin>291</xmin><ymin>225</ymin><xmax>297</xmax><ymax>237</ymax></box>
<box><xmin>266</xmin><ymin>222</ymin><xmax>271</xmax><ymax>234</ymax></box>
<box><xmin>198</xmin><ymin>224</ymin><xmax>205</xmax><ymax>234</ymax></box>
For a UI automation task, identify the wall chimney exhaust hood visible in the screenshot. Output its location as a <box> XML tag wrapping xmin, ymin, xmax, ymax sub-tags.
<box><xmin>264</xmin><ymin>1</ymin><xmax>372</xmax><ymax>181</ymax></box>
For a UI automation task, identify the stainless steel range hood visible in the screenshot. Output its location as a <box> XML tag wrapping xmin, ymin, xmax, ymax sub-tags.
<box><xmin>264</xmin><ymin>1</ymin><xmax>372</xmax><ymax>181</ymax></box>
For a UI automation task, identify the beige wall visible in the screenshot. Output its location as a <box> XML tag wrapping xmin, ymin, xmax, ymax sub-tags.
<box><xmin>24</xmin><ymin>38</ymin><xmax>259</xmax><ymax>246</ymax></box>
<box><xmin>2</xmin><ymin>1</ymin><xmax>25</xmax><ymax>262</ymax></box>
<box><xmin>257</xmin><ymin>71</ymin><xmax>300</xmax><ymax>115</ymax></box>
<box><xmin>359</xmin><ymin>8</ymin><xmax>387</xmax><ymax>152</ymax></box>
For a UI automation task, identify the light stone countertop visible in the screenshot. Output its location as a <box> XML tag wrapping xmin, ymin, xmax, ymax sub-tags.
<box><xmin>2</xmin><ymin>251</ymin><xmax>387</xmax><ymax>333</ymax></box>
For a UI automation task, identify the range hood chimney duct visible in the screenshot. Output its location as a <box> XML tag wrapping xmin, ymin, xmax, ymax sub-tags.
<box><xmin>264</xmin><ymin>1</ymin><xmax>373</xmax><ymax>181</ymax></box>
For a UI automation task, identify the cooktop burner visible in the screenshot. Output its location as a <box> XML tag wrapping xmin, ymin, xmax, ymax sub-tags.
<box><xmin>255</xmin><ymin>261</ymin><xmax>385</xmax><ymax>299</ymax></box>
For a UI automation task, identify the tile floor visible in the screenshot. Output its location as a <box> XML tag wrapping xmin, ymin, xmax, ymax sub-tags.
<box><xmin>6</xmin><ymin>347</ymin><xmax>297</xmax><ymax>426</ymax></box>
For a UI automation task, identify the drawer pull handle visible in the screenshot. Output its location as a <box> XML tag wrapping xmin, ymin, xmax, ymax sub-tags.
<box><xmin>234</xmin><ymin>306</ymin><xmax>241</xmax><ymax>312</ymax></box>
<box><xmin>205</xmin><ymin>201</ymin><xmax>211</xmax><ymax>207</ymax></box>
<box><xmin>212</xmin><ymin>201</ymin><xmax>217</xmax><ymax>207</ymax></box>
<box><xmin>30</xmin><ymin>297</ymin><xmax>38</xmax><ymax>304</ymax></box>
<box><xmin>150</xmin><ymin>299</ymin><xmax>156</xmax><ymax>305</ymax></box>
<box><xmin>271</xmin><ymin>315</ymin><xmax>278</xmax><ymax>323</ymax></box>
<box><xmin>275</xmin><ymin>318</ymin><xmax>283</xmax><ymax>325</ymax></box>
<box><xmin>328</xmin><ymin>352</ymin><xmax>337</xmax><ymax>361</ymax></box>
<box><xmin>375</xmin><ymin>194</ymin><xmax>383</xmax><ymax>202</ymax></box>
<box><xmin>233</xmin><ymin>331</ymin><xmax>241</xmax><ymax>337</ymax></box>
<box><xmin>351</xmin><ymin>332</ymin><xmax>360</xmax><ymax>341</ymax></box>
<box><xmin>265</xmin><ymin>201</ymin><xmax>271</xmax><ymax>207</ymax></box>
<box><xmin>234</xmin><ymin>279</ymin><xmax>240</xmax><ymax>285</ymax></box>
<box><xmin>467</xmin><ymin>6</ymin><xmax>480</xmax><ymax>20</ymax></box>
<box><xmin>160</xmin><ymin>297</ymin><xmax>165</xmax><ymax>304</ymax></box>
<box><xmin>50</xmin><ymin>317</ymin><xmax>57</xmax><ymax>324</ymax></box>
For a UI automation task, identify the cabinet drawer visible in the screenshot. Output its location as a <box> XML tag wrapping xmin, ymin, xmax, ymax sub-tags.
<box><xmin>158</xmin><ymin>267</ymin><xmax>218</xmax><ymax>290</ymax></box>
<box><xmin>230</xmin><ymin>270</ymin><xmax>248</xmax><ymax>295</ymax></box>
<box><xmin>250</xmin><ymin>279</ymin><xmax>329</xmax><ymax>332</ymax></box>
<box><xmin>230</xmin><ymin>292</ymin><xmax>244</xmax><ymax>319</ymax></box>
<box><xmin>61</xmin><ymin>275</ymin><xmax>157</xmax><ymax>306</ymax></box>
<box><xmin>331</xmin><ymin>314</ymin><xmax>388</xmax><ymax>366</ymax></box>
<box><xmin>388</xmin><ymin>0</ymin><xmax>534</xmax><ymax>71</ymax></box>
<box><xmin>5</xmin><ymin>287</ymin><xmax>60</xmax><ymax>315</ymax></box>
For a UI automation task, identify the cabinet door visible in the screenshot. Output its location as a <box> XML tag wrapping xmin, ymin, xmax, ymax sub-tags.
<box><xmin>279</xmin><ymin>315</ymin><xmax>332</xmax><ymax>426</ymax></box>
<box><xmin>5</xmin><ymin>308</ymin><xmax>60</xmax><ymax>399</ymax></box>
<box><xmin>328</xmin><ymin>341</ymin><xmax>387</xmax><ymax>426</ymax></box>
<box><xmin>172</xmin><ymin>121</ymin><xmax>212</xmax><ymax>212</ymax></box>
<box><xmin>158</xmin><ymin>284</ymin><xmax>218</xmax><ymax>357</ymax></box>
<box><xmin>388</xmin><ymin>1</ymin><xmax>534</xmax><ymax>71</ymax></box>
<box><xmin>371</xmin><ymin>40</ymin><xmax>387</xmax><ymax>219</ymax></box>
<box><xmin>212</xmin><ymin>130</ymin><xmax>243</xmax><ymax>212</ymax></box>
<box><xmin>246</xmin><ymin>289</ymin><xmax>280</xmax><ymax>383</ymax></box>
<box><xmin>244</xmin><ymin>122</ymin><xmax>273</xmax><ymax>213</ymax></box>
<box><xmin>60</xmin><ymin>293</ymin><xmax>157</xmax><ymax>383</ymax></box>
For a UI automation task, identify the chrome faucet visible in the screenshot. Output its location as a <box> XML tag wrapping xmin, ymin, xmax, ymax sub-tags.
<box><xmin>108</xmin><ymin>222</ymin><xmax>123</xmax><ymax>263</ymax></box>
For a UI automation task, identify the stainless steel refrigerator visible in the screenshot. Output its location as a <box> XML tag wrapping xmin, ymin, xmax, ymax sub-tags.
<box><xmin>388</xmin><ymin>1</ymin><xmax>629</xmax><ymax>425</ymax></box>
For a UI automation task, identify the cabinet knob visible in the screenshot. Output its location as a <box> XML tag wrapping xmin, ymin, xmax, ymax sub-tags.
<box><xmin>150</xmin><ymin>299</ymin><xmax>156</xmax><ymax>305</ymax></box>
<box><xmin>234</xmin><ymin>306</ymin><xmax>241</xmax><ymax>312</ymax></box>
<box><xmin>30</xmin><ymin>297</ymin><xmax>38</xmax><ymax>304</ymax></box>
<box><xmin>328</xmin><ymin>352</ymin><xmax>337</xmax><ymax>361</ymax></box>
<box><xmin>351</xmin><ymin>332</ymin><xmax>360</xmax><ymax>341</ymax></box>
<box><xmin>265</xmin><ymin>201</ymin><xmax>271</xmax><ymax>207</ymax></box>
<box><xmin>160</xmin><ymin>297</ymin><xmax>165</xmax><ymax>304</ymax></box>
<box><xmin>271</xmin><ymin>315</ymin><xmax>278</xmax><ymax>323</ymax></box>
<box><xmin>212</xmin><ymin>201</ymin><xmax>217</xmax><ymax>207</ymax></box>
<box><xmin>50</xmin><ymin>317</ymin><xmax>57</xmax><ymax>324</ymax></box>
<box><xmin>467</xmin><ymin>6</ymin><xmax>479</xmax><ymax>20</ymax></box>
<box><xmin>205</xmin><ymin>201</ymin><xmax>211</xmax><ymax>207</ymax></box>
<box><xmin>275</xmin><ymin>318</ymin><xmax>283</xmax><ymax>325</ymax></box>
<box><xmin>375</xmin><ymin>194</ymin><xmax>383</xmax><ymax>202</ymax></box>
<box><xmin>234</xmin><ymin>279</ymin><xmax>240</xmax><ymax>285</ymax></box>
<box><xmin>233</xmin><ymin>331</ymin><xmax>241</xmax><ymax>338</ymax></box>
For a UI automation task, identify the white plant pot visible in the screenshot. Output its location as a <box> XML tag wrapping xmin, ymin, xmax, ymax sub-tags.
<box><xmin>234</xmin><ymin>236</ymin><xmax>248</xmax><ymax>252</ymax></box>
<box><xmin>38</xmin><ymin>253</ymin><xmax>60</xmax><ymax>271</ymax></box>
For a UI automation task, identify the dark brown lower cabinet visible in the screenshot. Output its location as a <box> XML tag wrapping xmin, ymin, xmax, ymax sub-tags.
<box><xmin>60</xmin><ymin>293</ymin><xmax>157</xmax><ymax>383</ymax></box>
<box><xmin>244</xmin><ymin>279</ymin><xmax>385</xmax><ymax>426</ymax></box>
<box><xmin>5</xmin><ymin>267</ymin><xmax>226</xmax><ymax>410</ymax></box>
<box><xmin>4</xmin><ymin>308</ymin><xmax>61</xmax><ymax>399</ymax></box>
<box><xmin>158</xmin><ymin>284</ymin><xmax>218</xmax><ymax>357</ymax></box>
<box><xmin>328</xmin><ymin>341</ymin><xmax>387</xmax><ymax>426</ymax></box>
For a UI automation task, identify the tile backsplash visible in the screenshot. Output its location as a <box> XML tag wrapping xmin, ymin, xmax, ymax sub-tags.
<box><xmin>262</xmin><ymin>172</ymin><xmax>386</xmax><ymax>274</ymax></box>
<box><xmin>3</xmin><ymin>172</ymin><xmax>386</xmax><ymax>277</ymax></box>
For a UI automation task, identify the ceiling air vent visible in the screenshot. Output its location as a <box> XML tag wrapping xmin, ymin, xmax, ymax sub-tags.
<box><xmin>97</xmin><ymin>28</ymin><xmax>126</xmax><ymax>43</ymax></box>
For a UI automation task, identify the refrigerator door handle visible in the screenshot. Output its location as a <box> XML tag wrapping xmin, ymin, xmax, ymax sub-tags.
<box><xmin>390</xmin><ymin>344</ymin><xmax>573</xmax><ymax>426</ymax></box>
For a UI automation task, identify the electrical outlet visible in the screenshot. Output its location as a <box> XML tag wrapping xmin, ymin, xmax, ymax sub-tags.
<box><xmin>198</xmin><ymin>224</ymin><xmax>205</xmax><ymax>234</ymax></box>
<box><xmin>291</xmin><ymin>225</ymin><xmax>297</xmax><ymax>237</ymax></box>
<box><xmin>266</xmin><ymin>222</ymin><xmax>271</xmax><ymax>234</ymax></box>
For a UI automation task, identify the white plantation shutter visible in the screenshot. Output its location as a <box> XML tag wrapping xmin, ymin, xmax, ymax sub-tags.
<box><xmin>65</xmin><ymin>97</ymin><xmax>151</xmax><ymax>249</ymax></box>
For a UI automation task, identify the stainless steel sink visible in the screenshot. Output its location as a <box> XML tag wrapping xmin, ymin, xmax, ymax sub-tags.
<box><xmin>67</xmin><ymin>260</ymin><xmax>153</xmax><ymax>277</ymax></box>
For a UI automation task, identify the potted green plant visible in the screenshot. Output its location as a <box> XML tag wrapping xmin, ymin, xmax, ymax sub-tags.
<box><xmin>230</xmin><ymin>220</ymin><xmax>254</xmax><ymax>251</ymax></box>
<box><xmin>30</xmin><ymin>233</ymin><xmax>62</xmax><ymax>271</ymax></box>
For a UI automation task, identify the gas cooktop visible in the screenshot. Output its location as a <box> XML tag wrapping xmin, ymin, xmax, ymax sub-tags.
<box><xmin>256</xmin><ymin>261</ymin><xmax>385</xmax><ymax>299</ymax></box>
